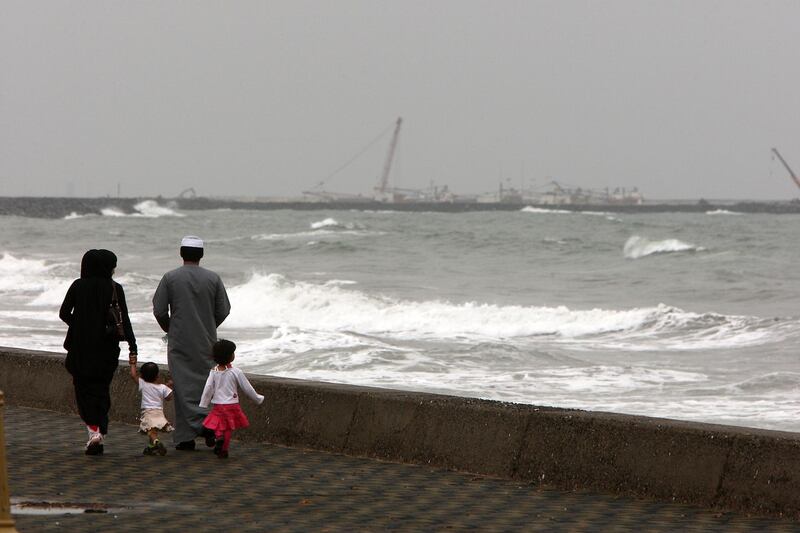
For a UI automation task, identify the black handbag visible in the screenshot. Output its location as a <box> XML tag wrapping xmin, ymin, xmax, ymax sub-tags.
<box><xmin>106</xmin><ymin>282</ymin><xmax>125</xmax><ymax>341</ymax></box>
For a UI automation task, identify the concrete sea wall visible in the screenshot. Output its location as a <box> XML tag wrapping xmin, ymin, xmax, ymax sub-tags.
<box><xmin>2</xmin><ymin>347</ymin><xmax>799</xmax><ymax>519</ymax></box>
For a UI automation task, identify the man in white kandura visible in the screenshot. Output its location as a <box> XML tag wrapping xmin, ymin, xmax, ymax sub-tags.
<box><xmin>152</xmin><ymin>236</ymin><xmax>231</xmax><ymax>451</ymax></box>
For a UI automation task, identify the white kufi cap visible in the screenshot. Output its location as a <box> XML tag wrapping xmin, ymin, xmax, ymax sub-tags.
<box><xmin>181</xmin><ymin>235</ymin><xmax>204</xmax><ymax>248</ymax></box>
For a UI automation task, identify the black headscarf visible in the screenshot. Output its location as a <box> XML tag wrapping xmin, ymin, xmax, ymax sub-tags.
<box><xmin>80</xmin><ymin>249</ymin><xmax>115</xmax><ymax>279</ymax></box>
<box><xmin>80</xmin><ymin>249</ymin><xmax>101</xmax><ymax>278</ymax></box>
<box><xmin>96</xmin><ymin>249</ymin><xmax>117</xmax><ymax>279</ymax></box>
<box><xmin>76</xmin><ymin>249</ymin><xmax>114</xmax><ymax>316</ymax></box>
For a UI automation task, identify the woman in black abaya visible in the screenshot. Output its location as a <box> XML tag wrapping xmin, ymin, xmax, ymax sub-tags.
<box><xmin>60</xmin><ymin>249</ymin><xmax>138</xmax><ymax>455</ymax></box>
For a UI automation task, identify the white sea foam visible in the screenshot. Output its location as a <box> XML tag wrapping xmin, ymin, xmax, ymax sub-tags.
<box><xmin>0</xmin><ymin>253</ymin><xmax>50</xmax><ymax>277</ymax></box>
<box><xmin>520</xmin><ymin>207</ymin><xmax>621</xmax><ymax>221</ymax></box>
<box><xmin>532</xmin><ymin>366</ymin><xmax>708</xmax><ymax>393</ymax></box>
<box><xmin>310</xmin><ymin>218</ymin><xmax>368</xmax><ymax>231</ymax></box>
<box><xmin>0</xmin><ymin>254</ymin><xmax>70</xmax><ymax>296</ymax></box>
<box><xmin>520</xmin><ymin>206</ymin><xmax>572</xmax><ymax>214</ymax></box>
<box><xmin>100</xmin><ymin>200</ymin><xmax>183</xmax><ymax>218</ymax></box>
<box><xmin>239</xmin><ymin>326</ymin><xmax>392</xmax><ymax>358</ymax></box>
<box><xmin>571</xmin><ymin>310</ymin><xmax>795</xmax><ymax>351</ymax></box>
<box><xmin>252</xmin><ymin>230</ymin><xmax>323</xmax><ymax>241</ymax></box>
<box><xmin>63</xmin><ymin>212</ymin><xmax>94</xmax><ymax>220</ymax></box>
<box><xmin>224</xmin><ymin>273</ymin><xmax>784</xmax><ymax>351</ymax></box>
<box><xmin>311</xmin><ymin>217</ymin><xmax>340</xmax><ymax>229</ymax></box>
<box><xmin>706</xmin><ymin>209</ymin><xmax>742</xmax><ymax>215</ymax></box>
<box><xmin>0</xmin><ymin>309</ymin><xmax>62</xmax><ymax>322</ymax></box>
<box><xmin>100</xmin><ymin>207</ymin><xmax>127</xmax><ymax>217</ymax></box>
<box><xmin>28</xmin><ymin>280</ymin><xmax>76</xmax><ymax>306</ymax></box>
<box><xmin>623</xmin><ymin>235</ymin><xmax>704</xmax><ymax>259</ymax></box>
<box><xmin>252</xmin><ymin>229</ymin><xmax>382</xmax><ymax>241</ymax></box>
<box><xmin>251</xmin><ymin>217</ymin><xmax>371</xmax><ymax>241</ymax></box>
<box><xmin>133</xmin><ymin>200</ymin><xmax>184</xmax><ymax>217</ymax></box>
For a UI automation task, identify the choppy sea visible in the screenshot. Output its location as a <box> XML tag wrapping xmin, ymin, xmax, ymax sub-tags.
<box><xmin>2</xmin><ymin>199</ymin><xmax>799</xmax><ymax>432</ymax></box>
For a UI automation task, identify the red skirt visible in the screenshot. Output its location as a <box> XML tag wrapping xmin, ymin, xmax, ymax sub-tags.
<box><xmin>203</xmin><ymin>403</ymin><xmax>250</xmax><ymax>432</ymax></box>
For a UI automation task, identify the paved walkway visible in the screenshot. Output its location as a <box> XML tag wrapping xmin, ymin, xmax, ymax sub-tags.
<box><xmin>4</xmin><ymin>405</ymin><xmax>800</xmax><ymax>532</ymax></box>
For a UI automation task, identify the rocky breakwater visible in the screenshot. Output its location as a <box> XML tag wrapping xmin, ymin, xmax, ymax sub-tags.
<box><xmin>0</xmin><ymin>197</ymin><xmax>145</xmax><ymax>219</ymax></box>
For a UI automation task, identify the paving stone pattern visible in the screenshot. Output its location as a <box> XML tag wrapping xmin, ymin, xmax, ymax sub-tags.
<box><xmin>4</xmin><ymin>406</ymin><xmax>800</xmax><ymax>532</ymax></box>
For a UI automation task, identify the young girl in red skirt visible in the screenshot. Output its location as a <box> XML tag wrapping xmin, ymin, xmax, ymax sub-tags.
<box><xmin>199</xmin><ymin>339</ymin><xmax>264</xmax><ymax>458</ymax></box>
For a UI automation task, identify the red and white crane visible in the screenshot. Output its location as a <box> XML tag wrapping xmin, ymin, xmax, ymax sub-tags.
<box><xmin>374</xmin><ymin>117</ymin><xmax>403</xmax><ymax>201</ymax></box>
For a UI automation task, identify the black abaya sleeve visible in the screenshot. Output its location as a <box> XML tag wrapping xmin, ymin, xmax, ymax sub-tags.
<box><xmin>59</xmin><ymin>280</ymin><xmax>78</xmax><ymax>325</ymax></box>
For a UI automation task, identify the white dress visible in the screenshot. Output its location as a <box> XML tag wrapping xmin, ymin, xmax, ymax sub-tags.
<box><xmin>138</xmin><ymin>379</ymin><xmax>174</xmax><ymax>433</ymax></box>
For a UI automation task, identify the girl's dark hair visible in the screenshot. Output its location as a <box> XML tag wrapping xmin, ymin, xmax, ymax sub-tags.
<box><xmin>180</xmin><ymin>246</ymin><xmax>204</xmax><ymax>262</ymax></box>
<box><xmin>212</xmin><ymin>339</ymin><xmax>236</xmax><ymax>365</ymax></box>
<box><xmin>140</xmin><ymin>362</ymin><xmax>159</xmax><ymax>383</ymax></box>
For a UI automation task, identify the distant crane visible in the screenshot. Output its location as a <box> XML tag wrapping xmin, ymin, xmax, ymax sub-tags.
<box><xmin>374</xmin><ymin>117</ymin><xmax>403</xmax><ymax>201</ymax></box>
<box><xmin>303</xmin><ymin>117</ymin><xmax>401</xmax><ymax>201</ymax></box>
<box><xmin>771</xmin><ymin>148</ymin><xmax>800</xmax><ymax>190</ymax></box>
<box><xmin>177</xmin><ymin>187</ymin><xmax>197</xmax><ymax>199</ymax></box>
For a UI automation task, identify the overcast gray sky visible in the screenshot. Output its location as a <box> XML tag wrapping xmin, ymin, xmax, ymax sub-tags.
<box><xmin>2</xmin><ymin>1</ymin><xmax>799</xmax><ymax>200</ymax></box>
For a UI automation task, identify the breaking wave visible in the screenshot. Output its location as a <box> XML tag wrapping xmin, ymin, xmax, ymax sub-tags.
<box><xmin>706</xmin><ymin>209</ymin><xmax>742</xmax><ymax>216</ymax></box>
<box><xmin>0</xmin><ymin>254</ymin><xmax>55</xmax><ymax>292</ymax></box>
<box><xmin>623</xmin><ymin>235</ymin><xmax>704</xmax><ymax>259</ymax></box>
<box><xmin>521</xmin><ymin>207</ymin><xmax>621</xmax><ymax>221</ymax></box>
<box><xmin>101</xmin><ymin>200</ymin><xmax>184</xmax><ymax>218</ymax></box>
<box><xmin>310</xmin><ymin>218</ymin><xmax>365</xmax><ymax>230</ymax></box>
<box><xmin>133</xmin><ymin>200</ymin><xmax>184</xmax><ymax>217</ymax></box>
<box><xmin>63</xmin><ymin>212</ymin><xmax>94</xmax><ymax>220</ymax></box>
<box><xmin>311</xmin><ymin>217</ymin><xmax>340</xmax><ymax>229</ymax></box>
<box><xmin>0</xmin><ymin>253</ymin><xmax>73</xmax><ymax>302</ymax></box>
<box><xmin>520</xmin><ymin>207</ymin><xmax>572</xmax><ymax>214</ymax></box>
<box><xmin>252</xmin><ymin>219</ymin><xmax>379</xmax><ymax>241</ymax></box>
<box><xmin>252</xmin><ymin>229</ymin><xmax>382</xmax><ymax>241</ymax></box>
<box><xmin>225</xmin><ymin>273</ymin><xmax>788</xmax><ymax>351</ymax></box>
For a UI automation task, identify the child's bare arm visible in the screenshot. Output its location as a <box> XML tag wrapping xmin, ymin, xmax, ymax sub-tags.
<box><xmin>129</xmin><ymin>363</ymin><xmax>138</xmax><ymax>383</ymax></box>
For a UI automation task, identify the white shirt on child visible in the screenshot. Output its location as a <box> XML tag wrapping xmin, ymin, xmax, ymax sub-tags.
<box><xmin>138</xmin><ymin>378</ymin><xmax>172</xmax><ymax>410</ymax></box>
<box><xmin>199</xmin><ymin>366</ymin><xmax>264</xmax><ymax>408</ymax></box>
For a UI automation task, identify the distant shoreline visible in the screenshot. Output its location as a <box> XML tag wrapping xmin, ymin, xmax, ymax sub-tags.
<box><xmin>1</xmin><ymin>195</ymin><xmax>799</xmax><ymax>218</ymax></box>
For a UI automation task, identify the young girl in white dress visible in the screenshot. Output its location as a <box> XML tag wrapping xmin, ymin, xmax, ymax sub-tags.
<box><xmin>129</xmin><ymin>361</ymin><xmax>174</xmax><ymax>455</ymax></box>
<box><xmin>199</xmin><ymin>339</ymin><xmax>264</xmax><ymax>458</ymax></box>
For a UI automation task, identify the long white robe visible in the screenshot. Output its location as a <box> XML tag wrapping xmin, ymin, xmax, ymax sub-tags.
<box><xmin>153</xmin><ymin>264</ymin><xmax>231</xmax><ymax>443</ymax></box>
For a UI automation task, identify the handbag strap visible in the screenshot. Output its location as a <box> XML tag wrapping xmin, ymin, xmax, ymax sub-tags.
<box><xmin>111</xmin><ymin>281</ymin><xmax>119</xmax><ymax>305</ymax></box>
